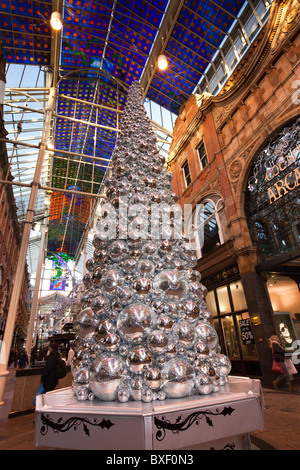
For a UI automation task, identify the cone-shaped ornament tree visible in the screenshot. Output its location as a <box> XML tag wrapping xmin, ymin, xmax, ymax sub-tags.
<box><xmin>72</xmin><ymin>81</ymin><xmax>231</xmax><ymax>403</ymax></box>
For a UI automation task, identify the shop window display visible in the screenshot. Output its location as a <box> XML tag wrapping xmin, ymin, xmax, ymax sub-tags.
<box><xmin>208</xmin><ymin>281</ymin><xmax>258</xmax><ymax>361</ymax></box>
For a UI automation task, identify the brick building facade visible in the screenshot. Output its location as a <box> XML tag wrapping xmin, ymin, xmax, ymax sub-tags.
<box><xmin>168</xmin><ymin>0</ymin><xmax>300</xmax><ymax>385</ymax></box>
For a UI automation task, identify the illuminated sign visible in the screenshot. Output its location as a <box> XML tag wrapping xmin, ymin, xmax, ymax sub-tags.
<box><xmin>266</xmin><ymin>144</ymin><xmax>300</xmax><ymax>204</ymax></box>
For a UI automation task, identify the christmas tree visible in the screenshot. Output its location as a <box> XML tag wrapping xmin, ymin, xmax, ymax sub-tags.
<box><xmin>72</xmin><ymin>81</ymin><xmax>231</xmax><ymax>403</ymax></box>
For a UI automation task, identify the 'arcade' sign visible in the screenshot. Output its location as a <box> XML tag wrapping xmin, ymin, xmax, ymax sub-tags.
<box><xmin>266</xmin><ymin>143</ymin><xmax>300</xmax><ymax>204</ymax></box>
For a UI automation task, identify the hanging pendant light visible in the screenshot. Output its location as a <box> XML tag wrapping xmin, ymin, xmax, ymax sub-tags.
<box><xmin>50</xmin><ymin>11</ymin><xmax>63</xmax><ymax>31</ymax></box>
<box><xmin>157</xmin><ymin>54</ymin><xmax>168</xmax><ymax>71</ymax></box>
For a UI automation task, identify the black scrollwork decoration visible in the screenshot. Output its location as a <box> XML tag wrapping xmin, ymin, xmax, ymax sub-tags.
<box><xmin>154</xmin><ymin>406</ymin><xmax>235</xmax><ymax>441</ymax></box>
<box><xmin>40</xmin><ymin>413</ymin><xmax>115</xmax><ymax>437</ymax></box>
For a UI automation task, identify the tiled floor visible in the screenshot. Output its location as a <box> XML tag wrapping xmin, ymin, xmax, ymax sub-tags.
<box><xmin>1</xmin><ymin>367</ymin><xmax>300</xmax><ymax>450</ymax></box>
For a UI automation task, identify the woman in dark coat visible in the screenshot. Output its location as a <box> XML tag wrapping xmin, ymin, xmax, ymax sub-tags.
<box><xmin>271</xmin><ymin>335</ymin><xmax>296</xmax><ymax>392</ymax></box>
<box><xmin>41</xmin><ymin>342</ymin><xmax>60</xmax><ymax>393</ymax></box>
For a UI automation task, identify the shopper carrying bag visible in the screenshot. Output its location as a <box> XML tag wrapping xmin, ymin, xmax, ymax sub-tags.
<box><xmin>270</xmin><ymin>335</ymin><xmax>296</xmax><ymax>392</ymax></box>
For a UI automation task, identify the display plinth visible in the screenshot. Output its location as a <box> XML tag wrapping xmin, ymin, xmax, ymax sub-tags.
<box><xmin>34</xmin><ymin>376</ymin><xmax>264</xmax><ymax>450</ymax></box>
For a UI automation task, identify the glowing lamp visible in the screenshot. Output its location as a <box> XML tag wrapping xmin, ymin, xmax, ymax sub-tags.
<box><xmin>50</xmin><ymin>11</ymin><xmax>63</xmax><ymax>31</ymax></box>
<box><xmin>157</xmin><ymin>54</ymin><xmax>168</xmax><ymax>71</ymax></box>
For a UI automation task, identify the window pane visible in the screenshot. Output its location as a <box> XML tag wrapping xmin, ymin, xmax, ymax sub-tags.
<box><xmin>206</xmin><ymin>290</ymin><xmax>217</xmax><ymax>315</ymax></box>
<box><xmin>237</xmin><ymin>313</ymin><xmax>258</xmax><ymax>359</ymax></box>
<box><xmin>221</xmin><ymin>316</ymin><xmax>239</xmax><ymax>358</ymax></box>
<box><xmin>216</xmin><ymin>285</ymin><xmax>231</xmax><ymax>313</ymax></box>
<box><xmin>229</xmin><ymin>280</ymin><xmax>247</xmax><ymax>311</ymax></box>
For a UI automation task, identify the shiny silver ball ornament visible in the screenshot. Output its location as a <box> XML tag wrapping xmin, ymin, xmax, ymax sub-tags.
<box><xmin>144</xmin><ymin>367</ymin><xmax>163</xmax><ymax>390</ymax></box>
<box><xmin>147</xmin><ymin>330</ymin><xmax>168</xmax><ymax>354</ymax></box>
<box><xmin>122</xmin><ymin>258</ymin><xmax>137</xmax><ymax>273</ymax></box>
<box><xmin>117</xmin><ymin>303</ymin><xmax>154</xmax><ymax>344</ymax></box>
<box><xmin>89</xmin><ymin>355</ymin><xmax>125</xmax><ymax>401</ymax></box>
<box><xmin>194</xmin><ymin>374</ymin><xmax>213</xmax><ymax>395</ymax></box>
<box><xmin>133</xmin><ymin>277</ymin><xmax>151</xmax><ymax>296</ymax></box>
<box><xmin>173</xmin><ymin>321</ymin><xmax>195</xmax><ymax>347</ymax></box>
<box><xmin>162</xmin><ymin>358</ymin><xmax>195</xmax><ymax>398</ymax></box>
<box><xmin>96</xmin><ymin>319</ymin><xmax>115</xmax><ymax>339</ymax></box>
<box><xmin>188</xmin><ymin>281</ymin><xmax>206</xmax><ymax>300</ymax></box>
<box><xmin>131</xmin><ymin>377</ymin><xmax>144</xmax><ymax>401</ymax></box>
<box><xmin>117</xmin><ymin>388</ymin><xmax>130</xmax><ymax>403</ymax></box>
<box><xmin>126</xmin><ymin>346</ymin><xmax>152</xmax><ymax>374</ymax></box>
<box><xmin>141</xmin><ymin>388</ymin><xmax>153</xmax><ymax>402</ymax></box>
<box><xmin>216</xmin><ymin>354</ymin><xmax>231</xmax><ymax>376</ymax></box>
<box><xmin>156</xmin><ymin>314</ymin><xmax>174</xmax><ymax>332</ymax></box>
<box><xmin>92</xmin><ymin>294</ymin><xmax>109</xmax><ymax>315</ymax></box>
<box><xmin>99</xmin><ymin>332</ymin><xmax>120</xmax><ymax>352</ymax></box>
<box><xmin>153</xmin><ymin>270</ymin><xmax>187</xmax><ymax>300</ymax></box>
<box><xmin>75</xmin><ymin>386</ymin><xmax>89</xmax><ymax>401</ymax></box>
<box><xmin>199</xmin><ymin>361</ymin><xmax>217</xmax><ymax>379</ymax></box>
<box><xmin>183</xmin><ymin>300</ymin><xmax>200</xmax><ymax>322</ymax></box>
<box><xmin>202</xmin><ymin>310</ymin><xmax>214</xmax><ymax>324</ymax></box>
<box><xmin>195</xmin><ymin>322</ymin><xmax>219</xmax><ymax>349</ymax></box>
<box><xmin>109</xmin><ymin>240</ymin><xmax>128</xmax><ymax>261</ymax></box>
<box><xmin>74</xmin><ymin>307</ymin><xmax>96</xmax><ymax>340</ymax></box>
<box><xmin>142</xmin><ymin>242</ymin><xmax>157</xmax><ymax>258</ymax></box>
<box><xmin>116</xmin><ymin>287</ymin><xmax>132</xmax><ymax>305</ymax></box>
<box><xmin>194</xmin><ymin>340</ymin><xmax>210</xmax><ymax>360</ymax></box>
<box><xmin>137</xmin><ymin>259</ymin><xmax>155</xmax><ymax>277</ymax></box>
<box><xmin>101</xmin><ymin>269</ymin><xmax>123</xmax><ymax>296</ymax></box>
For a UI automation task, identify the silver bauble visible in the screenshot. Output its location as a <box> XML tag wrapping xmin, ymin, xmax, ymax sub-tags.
<box><xmin>118</xmin><ymin>388</ymin><xmax>130</xmax><ymax>403</ymax></box>
<box><xmin>99</xmin><ymin>332</ymin><xmax>121</xmax><ymax>352</ymax></box>
<box><xmin>156</xmin><ymin>314</ymin><xmax>175</xmax><ymax>331</ymax></box>
<box><xmin>126</xmin><ymin>346</ymin><xmax>152</xmax><ymax>374</ymax></box>
<box><xmin>74</xmin><ymin>307</ymin><xmax>96</xmax><ymax>340</ymax></box>
<box><xmin>173</xmin><ymin>321</ymin><xmax>195</xmax><ymax>347</ymax></box>
<box><xmin>117</xmin><ymin>303</ymin><xmax>154</xmax><ymax>344</ymax></box>
<box><xmin>188</xmin><ymin>281</ymin><xmax>206</xmax><ymax>300</ymax></box>
<box><xmin>162</xmin><ymin>358</ymin><xmax>194</xmax><ymax>398</ymax></box>
<box><xmin>194</xmin><ymin>340</ymin><xmax>210</xmax><ymax>360</ymax></box>
<box><xmin>92</xmin><ymin>294</ymin><xmax>109</xmax><ymax>315</ymax></box>
<box><xmin>133</xmin><ymin>277</ymin><xmax>151</xmax><ymax>296</ymax></box>
<box><xmin>137</xmin><ymin>259</ymin><xmax>155</xmax><ymax>277</ymax></box>
<box><xmin>194</xmin><ymin>373</ymin><xmax>213</xmax><ymax>395</ymax></box>
<box><xmin>109</xmin><ymin>240</ymin><xmax>128</xmax><ymax>261</ymax></box>
<box><xmin>195</xmin><ymin>322</ymin><xmax>219</xmax><ymax>349</ymax></box>
<box><xmin>141</xmin><ymin>242</ymin><xmax>157</xmax><ymax>258</ymax></box>
<box><xmin>147</xmin><ymin>330</ymin><xmax>168</xmax><ymax>354</ymax></box>
<box><xmin>96</xmin><ymin>319</ymin><xmax>115</xmax><ymax>339</ymax></box>
<box><xmin>182</xmin><ymin>300</ymin><xmax>200</xmax><ymax>322</ymax></box>
<box><xmin>144</xmin><ymin>367</ymin><xmax>162</xmax><ymax>390</ymax></box>
<box><xmin>153</xmin><ymin>269</ymin><xmax>187</xmax><ymax>300</ymax></box>
<box><xmin>131</xmin><ymin>377</ymin><xmax>144</xmax><ymax>400</ymax></box>
<box><xmin>89</xmin><ymin>355</ymin><xmax>125</xmax><ymax>401</ymax></box>
<box><xmin>117</xmin><ymin>287</ymin><xmax>132</xmax><ymax>305</ymax></box>
<box><xmin>101</xmin><ymin>269</ymin><xmax>123</xmax><ymax>296</ymax></box>
<box><xmin>216</xmin><ymin>354</ymin><xmax>231</xmax><ymax>376</ymax></box>
<box><xmin>122</xmin><ymin>258</ymin><xmax>137</xmax><ymax>273</ymax></box>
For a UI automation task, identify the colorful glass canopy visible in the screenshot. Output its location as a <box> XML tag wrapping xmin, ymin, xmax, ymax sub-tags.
<box><xmin>1</xmin><ymin>0</ymin><xmax>271</xmax><ymax>266</ymax></box>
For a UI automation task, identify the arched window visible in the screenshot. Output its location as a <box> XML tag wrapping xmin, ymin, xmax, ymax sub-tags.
<box><xmin>189</xmin><ymin>197</ymin><xmax>224</xmax><ymax>258</ymax></box>
<box><xmin>245</xmin><ymin>118</ymin><xmax>300</xmax><ymax>261</ymax></box>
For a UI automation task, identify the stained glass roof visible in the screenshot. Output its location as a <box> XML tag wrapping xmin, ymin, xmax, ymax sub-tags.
<box><xmin>1</xmin><ymin>0</ymin><xmax>271</xmax><ymax>271</ymax></box>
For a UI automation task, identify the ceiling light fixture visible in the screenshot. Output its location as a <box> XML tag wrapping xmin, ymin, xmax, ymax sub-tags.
<box><xmin>157</xmin><ymin>54</ymin><xmax>168</xmax><ymax>71</ymax></box>
<box><xmin>50</xmin><ymin>11</ymin><xmax>63</xmax><ymax>31</ymax></box>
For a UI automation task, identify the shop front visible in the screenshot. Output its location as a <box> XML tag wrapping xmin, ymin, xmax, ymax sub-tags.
<box><xmin>202</xmin><ymin>264</ymin><xmax>262</xmax><ymax>378</ymax></box>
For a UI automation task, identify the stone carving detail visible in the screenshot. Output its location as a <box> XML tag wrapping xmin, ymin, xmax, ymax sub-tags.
<box><xmin>229</xmin><ymin>160</ymin><xmax>242</xmax><ymax>180</ymax></box>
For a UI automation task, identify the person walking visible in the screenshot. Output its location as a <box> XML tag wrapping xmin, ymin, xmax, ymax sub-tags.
<box><xmin>41</xmin><ymin>342</ymin><xmax>60</xmax><ymax>393</ymax></box>
<box><xmin>270</xmin><ymin>335</ymin><xmax>296</xmax><ymax>392</ymax></box>
<box><xmin>17</xmin><ymin>349</ymin><xmax>29</xmax><ymax>369</ymax></box>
